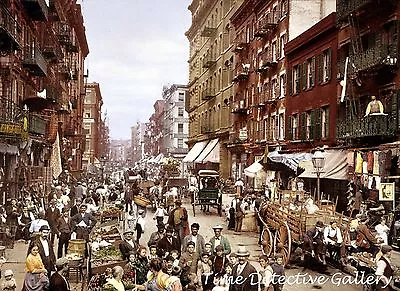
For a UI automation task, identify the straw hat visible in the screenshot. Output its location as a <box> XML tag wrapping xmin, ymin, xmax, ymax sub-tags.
<box><xmin>235</xmin><ymin>245</ymin><xmax>250</xmax><ymax>257</ymax></box>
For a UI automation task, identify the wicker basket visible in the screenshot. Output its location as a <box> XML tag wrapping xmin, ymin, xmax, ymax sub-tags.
<box><xmin>67</xmin><ymin>239</ymin><xmax>86</xmax><ymax>256</ymax></box>
<box><xmin>133</xmin><ymin>196</ymin><xmax>151</xmax><ymax>207</ymax></box>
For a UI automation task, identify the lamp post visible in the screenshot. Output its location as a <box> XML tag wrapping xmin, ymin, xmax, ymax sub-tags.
<box><xmin>312</xmin><ymin>150</ymin><xmax>325</xmax><ymax>201</ymax></box>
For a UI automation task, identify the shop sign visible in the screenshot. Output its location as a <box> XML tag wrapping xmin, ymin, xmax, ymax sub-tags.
<box><xmin>0</xmin><ymin>123</ymin><xmax>23</xmax><ymax>135</ymax></box>
<box><xmin>239</xmin><ymin>128</ymin><xmax>248</xmax><ymax>141</ymax></box>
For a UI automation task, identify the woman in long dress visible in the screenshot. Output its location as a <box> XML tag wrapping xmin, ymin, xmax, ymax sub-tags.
<box><xmin>22</xmin><ymin>244</ymin><xmax>49</xmax><ymax>291</ymax></box>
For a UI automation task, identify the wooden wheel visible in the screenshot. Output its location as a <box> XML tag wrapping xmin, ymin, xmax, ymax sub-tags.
<box><xmin>261</xmin><ymin>227</ymin><xmax>273</xmax><ymax>256</ymax></box>
<box><xmin>274</xmin><ymin>222</ymin><xmax>291</xmax><ymax>265</ymax></box>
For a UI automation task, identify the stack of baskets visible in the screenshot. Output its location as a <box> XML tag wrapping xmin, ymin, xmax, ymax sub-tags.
<box><xmin>133</xmin><ymin>195</ymin><xmax>151</xmax><ymax>207</ymax></box>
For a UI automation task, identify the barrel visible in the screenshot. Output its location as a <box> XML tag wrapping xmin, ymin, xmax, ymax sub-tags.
<box><xmin>67</xmin><ymin>239</ymin><xmax>86</xmax><ymax>256</ymax></box>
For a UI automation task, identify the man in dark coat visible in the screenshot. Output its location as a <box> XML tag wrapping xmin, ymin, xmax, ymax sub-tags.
<box><xmin>157</xmin><ymin>225</ymin><xmax>181</xmax><ymax>258</ymax></box>
<box><xmin>70</xmin><ymin>204</ymin><xmax>97</xmax><ymax>241</ymax></box>
<box><xmin>50</xmin><ymin>257</ymin><xmax>70</xmax><ymax>291</ymax></box>
<box><xmin>56</xmin><ymin>209</ymin><xmax>72</xmax><ymax>258</ymax></box>
<box><xmin>229</xmin><ymin>246</ymin><xmax>258</xmax><ymax>291</ymax></box>
<box><xmin>28</xmin><ymin>225</ymin><xmax>56</xmax><ymax>275</ymax></box>
<box><xmin>46</xmin><ymin>199</ymin><xmax>61</xmax><ymax>245</ymax></box>
<box><xmin>303</xmin><ymin>220</ymin><xmax>326</xmax><ymax>264</ymax></box>
<box><xmin>119</xmin><ymin>230</ymin><xmax>138</xmax><ymax>260</ymax></box>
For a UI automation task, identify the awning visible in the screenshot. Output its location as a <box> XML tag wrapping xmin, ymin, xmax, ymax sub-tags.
<box><xmin>244</xmin><ymin>160</ymin><xmax>264</xmax><ymax>178</ymax></box>
<box><xmin>203</xmin><ymin>140</ymin><xmax>220</xmax><ymax>163</ymax></box>
<box><xmin>154</xmin><ymin>153</ymin><xmax>164</xmax><ymax>163</ymax></box>
<box><xmin>298</xmin><ymin>149</ymin><xmax>349</xmax><ymax>180</ymax></box>
<box><xmin>183</xmin><ymin>140</ymin><xmax>209</xmax><ymax>163</ymax></box>
<box><xmin>0</xmin><ymin>142</ymin><xmax>18</xmax><ymax>155</ymax></box>
<box><xmin>268</xmin><ymin>151</ymin><xmax>313</xmax><ymax>171</ymax></box>
<box><xmin>195</xmin><ymin>139</ymin><xmax>219</xmax><ymax>163</ymax></box>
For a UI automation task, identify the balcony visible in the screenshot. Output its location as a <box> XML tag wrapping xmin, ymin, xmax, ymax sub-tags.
<box><xmin>257</xmin><ymin>50</ymin><xmax>278</xmax><ymax>73</ymax></box>
<box><xmin>200</xmin><ymin>26</ymin><xmax>217</xmax><ymax>37</ymax></box>
<box><xmin>336</xmin><ymin>0</ymin><xmax>396</xmax><ymax>22</ymax></box>
<box><xmin>336</xmin><ymin>114</ymin><xmax>397</xmax><ymax>139</ymax></box>
<box><xmin>42</xmin><ymin>31</ymin><xmax>63</xmax><ymax>61</ymax></box>
<box><xmin>233</xmin><ymin>34</ymin><xmax>249</xmax><ymax>52</ymax></box>
<box><xmin>254</xmin><ymin>15</ymin><xmax>279</xmax><ymax>38</ymax></box>
<box><xmin>201</xmin><ymin>88</ymin><xmax>216</xmax><ymax>101</ymax></box>
<box><xmin>202</xmin><ymin>53</ymin><xmax>216</xmax><ymax>68</ymax></box>
<box><xmin>46</xmin><ymin>84</ymin><xmax>62</xmax><ymax>102</ymax></box>
<box><xmin>56</xmin><ymin>22</ymin><xmax>73</xmax><ymax>47</ymax></box>
<box><xmin>21</xmin><ymin>0</ymin><xmax>49</xmax><ymax>21</ymax></box>
<box><xmin>0</xmin><ymin>6</ymin><xmax>21</xmax><ymax>52</ymax></box>
<box><xmin>232</xmin><ymin>100</ymin><xmax>248</xmax><ymax>114</ymax></box>
<box><xmin>232</xmin><ymin>64</ymin><xmax>250</xmax><ymax>83</ymax></box>
<box><xmin>0</xmin><ymin>97</ymin><xmax>23</xmax><ymax>125</ymax></box>
<box><xmin>58</xmin><ymin>64</ymin><xmax>73</xmax><ymax>80</ymax></box>
<box><xmin>28</xmin><ymin>114</ymin><xmax>47</xmax><ymax>135</ymax></box>
<box><xmin>201</xmin><ymin>126</ymin><xmax>212</xmax><ymax>134</ymax></box>
<box><xmin>22</xmin><ymin>47</ymin><xmax>47</xmax><ymax>76</ymax></box>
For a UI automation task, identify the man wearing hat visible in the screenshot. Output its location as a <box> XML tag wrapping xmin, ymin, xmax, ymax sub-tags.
<box><xmin>182</xmin><ymin>223</ymin><xmax>206</xmax><ymax>257</ymax></box>
<box><xmin>56</xmin><ymin>209</ymin><xmax>72</xmax><ymax>258</ymax></box>
<box><xmin>230</xmin><ymin>245</ymin><xmax>258</xmax><ymax>291</ymax></box>
<box><xmin>28</xmin><ymin>225</ymin><xmax>56</xmax><ymax>275</ymax></box>
<box><xmin>167</xmin><ymin>199</ymin><xmax>190</xmax><ymax>243</ymax></box>
<box><xmin>303</xmin><ymin>221</ymin><xmax>326</xmax><ymax>265</ymax></box>
<box><xmin>148</xmin><ymin>223</ymin><xmax>165</xmax><ymax>247</ymax></box>
<box><xmin>46</xmin><ymin>199</ymin><xmax>61</xmax><ymax>246</ymax></box>
<box><xmin>70</xmin><ymin>204</ymin><xmax>97</xmax><ymax>242</ymax></box>
<box><xmin>157</xmin><ymin>225</ymin><xmax>181</xmax><ymax>258</ymax></box>
<box><xmin>209</xmin><ymin>225</ymin><xmax>231</xmax><ymax>255</ymax></box>
<box><xmin>119</xmin><ymin>230</ymin><xmax>138</xmax><ymax>260</ymax></box>
<box><xmin>50</xmin><ymin>258</ymin><xmax>70</xmax><ymax>291</ymax></box>
<box><xmin>179</xmin><ymin>241</ymin><xmax>198</xmax><ymax>287</ymax></box>
<box><xmin>376</xmin><ymin>245</ymin><xmax>394</xmax><ymax>291</ymax></box>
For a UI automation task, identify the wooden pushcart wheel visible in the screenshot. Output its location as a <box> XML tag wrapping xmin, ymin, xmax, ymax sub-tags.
<box><xmin>274</xmin><ymin>222</ymin><xmax>291</xmax><ymax>265</ymax></box>
<box><xmin>261</xmin><ymin>227</ymin><xmax>273</xmax><ymax>256</ymax></box>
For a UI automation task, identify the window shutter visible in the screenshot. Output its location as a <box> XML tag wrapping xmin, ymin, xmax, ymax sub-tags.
<box><xmin>325</xmin><ymin>107</ymin><xmax>330</xmax><ymax>139</ymax></box>
<box><xmin>317</xmin><ymin>54</ymin><xmax>323</xmax><ymax>84</ymax></box>
<box><xmin>277</xmin><ymin>77</ymin><xmax>281</xmax><ymax>98</ymax></box>
<box><xmin>314</xmin><ymin>108</ymin><xmax>322</xmax><ymax>140</ymax></box>
<box><xmin>300</xmin><ymin>112</ymin><xmax>306</xmax><ymax>141</ymax></box>
<box><xmin>311</xmin><ymin>57</ymin><xmax>316</xmax><ymax>87</ymax></box>
<box><xmin>287</xmin><ymin>69</ymin><xmax>292</xmax><ymax>96</ymax></box>
<box><xmin>310</xmin><ymin>110</ymin><xmax>315</xmax><ymax>140</ymax></box>
<box><xmin>302</xmin><ymin>61</ymin><xmax>307</xmax><ymax>91</ymax></box>
<box><xmin>287</xmin><ymin>115</ymin><xmax>293</xmax><ymax>140</ymax></box>
<box><xmin>283</xmin><ymin>73</ymin><xmax>287</xmax><ymax>96</ymax></box>
<box><xmin>326</xmin><ymin>49</ymin><xmax>332</xmax><ymax>81</ymax></box>
<box><xmin>276</xmin><ymin>38</ymin><xmax>281</xmax><ymax>60</ymax></box>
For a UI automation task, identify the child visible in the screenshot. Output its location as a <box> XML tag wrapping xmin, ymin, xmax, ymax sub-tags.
<box><xmin>153</xmin><ymin>203</ymin><xmax>168</xmax><ymax>225</ymax></box>
<box><xmin>197</xmin><ymin>253</ymin><xmax>213</xmax><ymax>291</ymax></box>
<box><xmin>126</xmin><ymin>210</ymin><xmax>135</xmax><ymax>230</ymax></box>
<box><xmin>204</xmin><ymin>243</ymin><xmax>213</xmax><ymax>257</ymax></box>
<box><xmin>211</xmin><ymin>245</ymin><xmax>227</xmax><ymax>277</ymax></box>
<box><xmin>258</xmin><ymin>255</ymin><xmax>273</xmax><ymax>291</ymax></box>
<box><xmin>171</xmin><ymin>250</ymin><xmax>180</xmax><ymax>267</ymax></box>
<box><xmin>148</xmin><ymin>245</ymin><xmax>158</xmax><ymax>260</ymax></box>
<box><xmin>135</xmin><ymin>209</ymin><xmax>145</xmax><ymax>243</ymax></box>
<box><xmin>1</xmin><ymin>270</ymin><xmax>16</xmax><ymax>291</ymax></box>
<box><xmin>228</xmin><ymin>253</ymin><xmax>237</xmax><ymax>267</ymax></box>
<box><xmin>271</xmin><ymin>255</ymin><xmax>285</xmax><ymax>291</ymax></box>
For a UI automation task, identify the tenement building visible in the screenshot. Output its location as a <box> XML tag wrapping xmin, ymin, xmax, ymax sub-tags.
<box><xmin>185</xmin><ymin>0</ymin><xmax>244</xmax><ymax>178</ymax></box>
<box><xmin>0</xmin><ymin>0</ymin><xmax>88</xmax><ymax>201</ymax></box>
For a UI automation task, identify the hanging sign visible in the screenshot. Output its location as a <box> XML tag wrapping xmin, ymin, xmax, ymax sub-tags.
<box><xmin>379</xmin><ymin>182</ymin><xmax>395</xmax><ymax>201</ymax></box>
<box><xmin>239</xmin><ymin>128</ymin><xmax>248</xmax><ymax>141</ymax></box>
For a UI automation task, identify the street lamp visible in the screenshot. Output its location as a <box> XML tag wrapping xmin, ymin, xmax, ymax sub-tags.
<box><xmin>312</xmin><ymin>149</ymin><xmax>325</xmax><ymax>201</ymax></box>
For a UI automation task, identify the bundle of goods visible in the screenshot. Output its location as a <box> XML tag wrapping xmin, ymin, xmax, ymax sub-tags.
<box><xmin>133</xmin><ymin>195</ymin><xmax>151</xmax><ymax>207</ymax></box>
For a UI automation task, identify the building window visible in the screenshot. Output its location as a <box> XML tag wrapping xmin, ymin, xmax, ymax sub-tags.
<box><xmin>279</xmin><ymin>113</ymin><xmax>284</xmax><ymax>140</ymax></box>
<box><xmin>178</xmin><ymin>123</ymin><xmax>184</xmax><ymax>133</ymax></box>
<box><xmin>178</xmin><ymin>92</ymin><xmax>185</xmax><ymax>101</ymax></box>
<box><xmin>83</xmin><ymin>128</ymin><xmax>90</xmax><ymax>135</ymax></box>
<box><xmin>272</xmin><ymin>78</ymin><xmax>278</xmax><ymax>100</ymax></box>
<box><xmin>178</xmin><ymin>138</ymin><xmax>183</xmax><ymax>148</ymax></box>
<box><xmin>321</xmin><ymin>106</ymin><xmax>329</xmax><ymax>139</ymax></box>
<box><xmin>271</xmin><ymin>115</ymin><xmax>277</xmax><ymax>141</ymax></box>
<box><xmin>322</xmin><ymin>49</ymin><xmax>332</xmax><ymax>82</ymax></box>
<box><xmin>307</xmin><ymin>57</ymin><xmax>315</xmax><ymax>89</ymax></box>
<box><xmin>272</xmin><ymin>41</ymin><xmax>277</xmax><ymax>62</ymax></box>
<box><xmin>279</xmin><ymin>73</ymin><xmax>285</xmax><ymax>98</ymax></box>
<box><xmin>85</xmin><ymin>139</ymin><xmax>90</xmax><ymax>151</ymax></box>
<box><xmin>85</xmin><ymin>113</ymin><xmax>90</xmax><ymax>118</ymax></box>
<box><xmin>292</xmin><ymin>114</ymin><xmax>298</xmax><ymax>140</ymax></box>
<box><xmin>178</xmin><ymin>107</ymin><xmax>184</xmax><ymax>117</ymax></box>
<box><xmin>306</xmin><ymin>111</ymin><xmax>312</xmax><ymax>140</ymax></box>
<box><xmin>280</xmin><ymin>0</ymin><xmax>287</xmax><ymax>18</ymax></box>
<box><xmin>280</xmin><ymin>34</ymin><xmax>286</xmax><ymax>58</ymax></box>
<box><xmin>293</xmin><ymin>65</ymin><xmax>300</xmax><ymax>94</ymax></box>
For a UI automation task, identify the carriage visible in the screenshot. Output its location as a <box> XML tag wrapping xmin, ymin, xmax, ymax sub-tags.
<box><xmin>192</xmin><ymin>170</ymin><xmax>222</xmax><ymax>217</ymax></box>
<box><xmin>258</xmin><ymin>189</ymin><xmax>349</xmax><ymax>265</ymax></box>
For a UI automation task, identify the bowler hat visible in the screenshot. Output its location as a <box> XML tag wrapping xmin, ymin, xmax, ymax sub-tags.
<box><xmin>40</xmin><ymin>225</ymin><xmax>50</xmax><ymax>231</ymax></box>
<box><xmin>316</xmin><ymin>221</ymin><xmax>324</xmax><ymax>228</ymax></box>
<box><xmin>381</xmin><ymin>245</ymin><xmax>393</xmax><ymax>254</ymax></box>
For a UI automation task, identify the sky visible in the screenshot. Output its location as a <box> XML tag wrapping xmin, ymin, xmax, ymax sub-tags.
<box><xmin>81</xmin><ymin>0</ymin><xmax>192</xmax><ymax>140</ymax></box>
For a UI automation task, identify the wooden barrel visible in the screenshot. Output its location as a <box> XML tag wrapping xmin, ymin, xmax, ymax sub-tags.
<box><xmin>67</xmin><ymin>239</ymin><xmax>86</xmax><ymax>256</ymax></box>
<box><xmin>133</xmin><ymin>196</ymin><xmax>151</xmax><ymax>207</ymax></box>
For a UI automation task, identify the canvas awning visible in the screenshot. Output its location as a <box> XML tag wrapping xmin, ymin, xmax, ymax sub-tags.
<box><xmin>244</xmin><ymin>160</ymin><xmax>264</xmax><ymax>178</ymax></box>
<box><xmin>202</xmin><ymin>140</ymin><xmax>220</xmax><ymax>163</ymax></box>
<box><xmin>268</xmin><ymin>151</ymin><xmax>313</xmax><ymax>171</ymax></box>
<box><xmin>298</xmin><ymin>149</ymin><xmax>349</xmax><ymax>180</ymax></box>
<box><xmin>183</xmin><ymin>141</ymin><xmax>208</xmax><ymax>163</ymax></box>
<box><xmin>195</xmin><ymin>139</ymin><xmax>219</xmax><ymax>163</ymax></box>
